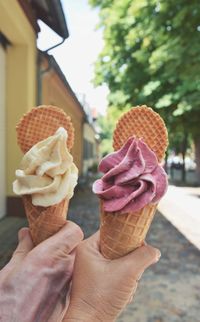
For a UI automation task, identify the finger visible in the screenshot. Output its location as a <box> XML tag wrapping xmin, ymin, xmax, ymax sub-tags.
<box><xmin>84</xmin><ymin>230</ymin><xmax>100</xmax><ymax>247</ymax></box>
<box><xmin>128</xmin><ymin>293</ymin><xmax>134</xmax><ymax>304</ymax></box>
<box><xmin>79</xmin><ymin>230</ymin><xmax>102</xmax><ymax>257</ymax></box>
<box><xmin>141</xmin><ymin>240</ymin><xmax>147</xmax><ymax>246</ymax></box>
<box><xmin>11</xmin><ymin>228</ymin><xmax>34</xmax><ymax>263</ymax></box>
<box><xmin>117</xmin><ymin>244</ymin><xmax>161</xmax><ymax>279</ymax></box>
<box><xmin>34</xmin><ymin>221</ymin><xmax>84</xmax><ymax>260</ymax></box>
<box><xmin>0</xmin><ymin>228</ymin><xmax>33</xmax><ymax>279</ymax></box>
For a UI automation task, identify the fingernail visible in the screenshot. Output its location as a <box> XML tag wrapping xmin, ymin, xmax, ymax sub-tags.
<box><xmin>18</xmin><ymin>228</ymin><xmax>28</xmax><ymax>241</ymax></box>
<box><xmin>128</xmin><ymin>295</ymin><xmax>134</xmax><ymax>304</ymax></box>
<box><xmin>137</xmin><ymin>272</ymin><xmax>143</xmax><ymax>281</ymax></box>
<box><xmin>155</xmin><ymin>250</ymin><xmax>161</xmax><ymax>262</ymax></box>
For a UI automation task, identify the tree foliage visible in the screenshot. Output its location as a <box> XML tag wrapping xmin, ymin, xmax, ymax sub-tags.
<box><xmin>90</xmin><ymin>0</ymin><xmax>200</xmax><ymax>165</ymax></box>
<box><xmin>98</xmin><ymin>105</ymin><xmax>130</xmax><ymax>155</ymax></box>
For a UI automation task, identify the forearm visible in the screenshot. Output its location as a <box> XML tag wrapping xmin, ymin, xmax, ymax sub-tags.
<box><xmin>0</xmin><ymin>268</ymin><xmax>67</xmax><ymax>322</ymax></box>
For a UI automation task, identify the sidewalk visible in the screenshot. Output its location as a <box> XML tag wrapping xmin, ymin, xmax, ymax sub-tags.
<box><xmin>158</xmin><ymin>185</ymin><xmax>200</xmax><ymax>250</ymax></box>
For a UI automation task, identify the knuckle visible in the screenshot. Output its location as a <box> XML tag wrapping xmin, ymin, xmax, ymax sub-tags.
<box><xmin>61</xmin><ymin>242</ymin><xmax>74</xmax><ymax>255</ymax></box>
<box><xmin>12</xmin><ymin>249</ymin><xmax>25</xmax><ymax>257</ymax></box>
<box><xmin>66</xmin><ymin>221</ymin><xmax>84</xmax><ymax>240</ymax></box>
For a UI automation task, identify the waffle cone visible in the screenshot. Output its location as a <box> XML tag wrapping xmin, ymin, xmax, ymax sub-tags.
<box><xmin>100</xmin><ymin>105</ymin><xmax>168</xmax><ymax>259</ymax></box>
<box><xmin>23</xmin><ymin>195</ymin><xmax>68</xmax><ymax>246</ymax></box>
<box><xmin>100</xmin><ymin>202</ymin><xmax>157</xmax><ymax>259</ymax></box>
<box><xmin>16</xmin><ymin>105</ymin><xmax>75</xmax><ymax>245</ymax></box>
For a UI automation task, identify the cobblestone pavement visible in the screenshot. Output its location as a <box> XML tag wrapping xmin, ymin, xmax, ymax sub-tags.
<box><xmin>0</xmin><ymin>216</ymin><xmax>27</xmax><ymax>268</ymax></box>
<box><xmin>0</xmin><ymin>186</ymin><xmax>200</xmax><ymax>322</ymax></box>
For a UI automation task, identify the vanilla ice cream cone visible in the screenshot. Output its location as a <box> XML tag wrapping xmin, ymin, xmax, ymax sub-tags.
<box><xmin>14</xmin><ymin>105</ymin><xmax>76</xmax><ymax>245</ymax></box>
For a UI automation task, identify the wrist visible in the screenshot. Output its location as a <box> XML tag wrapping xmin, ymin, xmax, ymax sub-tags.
<box><xmin>65</xmin><ymin>315</ymin><xmax>115</xmax><ymax>322</ymax></box>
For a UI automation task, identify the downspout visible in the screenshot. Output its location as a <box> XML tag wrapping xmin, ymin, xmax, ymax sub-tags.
<box><xmin>37</xmin><ymin>38</ymin><xmax>66</xmax><ymax>105</ymax></box>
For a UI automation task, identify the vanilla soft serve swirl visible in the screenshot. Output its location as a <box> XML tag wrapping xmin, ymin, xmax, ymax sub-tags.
<box><xmin>13</xmin><ymin>127</ymin><xmax>78</xmax><ymax>207</ymax></box>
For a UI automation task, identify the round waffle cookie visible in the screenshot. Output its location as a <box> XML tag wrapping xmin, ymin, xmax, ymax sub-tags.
<box><xmin>16</xmin><ymin>105</ymin><xmax>74</xmax><ymax>153</ymax></box>
<box><xmin>113</xmin><ymin>105</ymin><xmax>168</xmax><ymax>162</ymax></box>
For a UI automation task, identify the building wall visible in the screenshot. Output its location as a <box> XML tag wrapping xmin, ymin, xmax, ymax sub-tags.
<box><xmin>0</xmin><ymin>1</ymin><xmax>37</xmax><ymax>211</ymax></box>
<box><xmin>41</xmin><ymin>69</ymin><xmax>84</xmax><ymax>173</ymax></box>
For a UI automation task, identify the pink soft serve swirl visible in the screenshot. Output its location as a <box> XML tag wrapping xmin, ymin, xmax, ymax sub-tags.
<box><xmin>93</xmin><ymin>137</ymin><xmax>168</xmax><ymax>213</ymax></box>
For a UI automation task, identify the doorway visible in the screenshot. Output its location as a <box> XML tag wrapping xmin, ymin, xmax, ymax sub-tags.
<box><xmin>0</xmin><ymin>42</ymin><xmax>6</xmax><ymax>218</ymax></box>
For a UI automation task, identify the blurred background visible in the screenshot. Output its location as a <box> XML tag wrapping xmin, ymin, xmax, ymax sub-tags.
<box><xmin>0</xmin><ymin>1</ymin><xmax>200</xmax><ymax>321</ymax></box>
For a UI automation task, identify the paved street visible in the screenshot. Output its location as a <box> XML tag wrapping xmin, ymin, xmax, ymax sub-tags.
<box><xmin>0</xmin><ymin>185</ymin><xmax>200</xmax><ymax>322</ymax></box>
<box><xmin>158</xmin><ymin>185</ymin><xmax>200</xmax><ymax>250</ymax></box>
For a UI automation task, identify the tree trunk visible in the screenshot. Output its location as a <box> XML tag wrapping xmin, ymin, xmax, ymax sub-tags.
<box><xmin>194</xmin><ymin>136</ymin><xmax>200</xmax><ymax>185</ymax></box>
<box><xmin>181</xmin><ymin>132</ymin><xmax>188</xmax><ymax>183</ymax></box>
<box><xmin>165</xmin><ymin>150</ymin><xmax>168</xmax><ymax>174</ymax></box>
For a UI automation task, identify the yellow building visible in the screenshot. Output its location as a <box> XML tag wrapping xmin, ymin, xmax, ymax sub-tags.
<box><xmin>39</xmin><ymin>51</ymin><xmax>85</xmax><ymax>173</ymax></box>
<box><xmin>0</xmin><ymin>0</ymin><xmax>95</xmax><ymax>217</ymax></box>
<box><xmin>0</xmin><ymin>0</ymin><xmax>38</xmax><ymax>218</ymax></box>
<box><xmin>39</xmin><ymin>52</ymin><xmax>100</xmax><ymax>177</ymax></box>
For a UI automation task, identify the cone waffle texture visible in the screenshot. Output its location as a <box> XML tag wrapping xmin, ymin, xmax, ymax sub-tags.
<box><xmin>100</xmin><ymin>105</ymin><xmax>168</xmax><ymax>259</ymax></box>
<box><xmin>16</xmin><ymin>105</ymin><xmax>74</xmax><ymax>245</ymax></box>
<box><xmin>100</xmin><ymin>202</ymin><xmax>157</xmax><ymax>259</ymax></box>
<box><xmin>23</xmin><ymin>195</ymin><xmax>68</xmax><ymax>245</ymax></box>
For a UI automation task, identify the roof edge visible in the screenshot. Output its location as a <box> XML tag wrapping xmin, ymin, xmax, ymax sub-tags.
<box><xmin>39</xmin><ymin>50</ymin><xmax>87</xmax><ymax>120</ymax></box>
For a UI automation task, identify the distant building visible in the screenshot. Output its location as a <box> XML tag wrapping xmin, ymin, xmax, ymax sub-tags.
<box><xmin>77</xmin><ymin>96</ymin><xmax>100</xmax><ymax>175</ymax></box>
<box><xmin>0</xmin><ymin>0</ymin><xmax>98</xmax><ymax>218</ymax></box>
<box><xmin>83</xmin><ymin>123</ymin><xmax>99</xmax><ymax>175</ymax></box>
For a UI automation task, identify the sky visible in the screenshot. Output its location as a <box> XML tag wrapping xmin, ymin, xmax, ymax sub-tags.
<box><xmin>37</xmin><ymin>0</ymin><xmax>108</xmax><ymax>115</ymax></box>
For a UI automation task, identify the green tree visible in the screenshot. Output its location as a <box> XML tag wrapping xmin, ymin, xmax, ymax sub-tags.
<box><xmin>98</xmin><ymin>105</ymin><xmax>130</xmax><ymax>155</ymax></box>
<box><xmin>90</xmin><ymin>0</ymin><xmax>200</xmax><ymax>183</ymax></box>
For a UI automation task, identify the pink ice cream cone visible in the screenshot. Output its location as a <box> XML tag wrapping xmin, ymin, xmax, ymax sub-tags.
<box><xmin>93</xmin><ymin>106</ymin><xmax>168</xmax><ymax>259</ymax></box>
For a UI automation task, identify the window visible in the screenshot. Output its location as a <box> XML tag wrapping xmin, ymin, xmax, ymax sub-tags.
<box><xmin>83</xmin><ymin>139</ymin><xmax>94</xmax><ymax>159</ymax></box>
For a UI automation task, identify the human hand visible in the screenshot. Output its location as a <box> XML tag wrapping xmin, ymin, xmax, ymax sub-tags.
<box><xmin>64</xmin><ymin>231</ymin><xmax>160</xmax><ymax>322</ymax></box>
<box><xmin>0</xmin><ymin>222</ymin><xmax>83</xmax><ymax>322</ymax></box>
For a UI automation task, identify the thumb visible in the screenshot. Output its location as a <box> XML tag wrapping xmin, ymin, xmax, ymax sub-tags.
<box><xmin>33</xmin><ymin>221</ymin><xmax>84</xmax><ymax>262</ymax></box>
<box><xmin>116</xmin><ymin>244</ymin><xmax>161</xmax><ymax>280</ymax></box>
<box><xmin>11</xmin><ymin>227</ymin><xmax>34</xmax><ymax>263</ymax></box>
